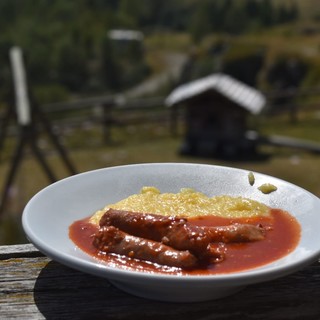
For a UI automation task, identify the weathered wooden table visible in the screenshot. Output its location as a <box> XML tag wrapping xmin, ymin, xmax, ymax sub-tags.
<box><xmin>1</xmin><ymin>243</ymin><xmax>319</xmax><ymax>319</ymax></box>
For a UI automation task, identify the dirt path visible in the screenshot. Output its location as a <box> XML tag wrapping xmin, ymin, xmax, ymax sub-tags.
<box><xmin>125</xmin><ymin>52</ymin><xmax>188</xmax><ymax>98</ymax></box>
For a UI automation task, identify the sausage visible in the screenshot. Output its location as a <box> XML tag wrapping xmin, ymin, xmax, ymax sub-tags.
<box><xmin>99</xmin><ymin>209</ymin><xmax>186</xmax><ymax>242</ymax></box>
<box><xmin>204</xmin><ymin>223</ymin><xmax>266</xmax><ymax>243</ymax></box>
<box><xmin>99</xmin><ymin>209</ymin><xmax>264</xmax><ymax>260</ymax></box>
<box><xmin>93</xmin><ymin>226</ymin><xmax>199</xmax><ymax>269</ymax></box>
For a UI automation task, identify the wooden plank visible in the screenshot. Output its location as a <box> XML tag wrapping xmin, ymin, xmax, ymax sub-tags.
<box><xmin>1</xmin><ymin>244</ymin><xmax>320</xmax><ymax>319</ymax></box>
<box><xmin>0</xmin><ymin>243</ymin><xmax>43</xmax><ymax>260</ymax></box>
<box><xmin>261</xmin><ymin>134</ymin><xmax>320</xmax><ymax>153</ymax></box>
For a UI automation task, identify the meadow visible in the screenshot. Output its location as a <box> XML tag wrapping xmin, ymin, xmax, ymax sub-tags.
<box><xmin>0</xmin><ymin>105</ymin><xmax>319</xmax><ymax>245</ymax></box>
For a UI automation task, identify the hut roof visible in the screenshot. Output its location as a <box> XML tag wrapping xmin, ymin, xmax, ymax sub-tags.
<box><xmin>165</xmin><ymin>73</ymin><xmax>266</xmax><ymax>115</ymax></box>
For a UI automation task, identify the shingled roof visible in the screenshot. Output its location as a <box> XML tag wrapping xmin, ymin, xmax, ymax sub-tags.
<box><xmin>165</xmin><ymin>73</ymin><xmax>266</xmax><ymax>115</ymax></box>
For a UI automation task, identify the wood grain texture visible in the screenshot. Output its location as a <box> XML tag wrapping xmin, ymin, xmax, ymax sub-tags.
<box><xmin>0</xmin><ymin>244</ymin><xmax>320</xmax><ymax>320</ymax></box>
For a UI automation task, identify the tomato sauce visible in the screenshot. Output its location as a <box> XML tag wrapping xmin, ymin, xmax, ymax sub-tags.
<box><xmin>69</xmin><ymin>209</ymin><xmax>301</xmax><ymax>275</ymax></box>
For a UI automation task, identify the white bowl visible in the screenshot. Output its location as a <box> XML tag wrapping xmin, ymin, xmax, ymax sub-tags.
<box><xmin>22</xmin><ymin>163</ymin><xmax>320</xmax><ymax>302</ymax></box>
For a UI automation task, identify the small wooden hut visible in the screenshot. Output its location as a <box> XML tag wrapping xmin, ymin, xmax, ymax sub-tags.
<box><xmin>165</xmin><ymin>73</ymin><xmax>266</xmax><ymax>157</ymax></box>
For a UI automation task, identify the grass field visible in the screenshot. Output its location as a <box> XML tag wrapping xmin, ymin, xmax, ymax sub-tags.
<box><xmin>0</xmin><ymin>107</ymin><xmax>319</xmax><ymax>245</ymax></box>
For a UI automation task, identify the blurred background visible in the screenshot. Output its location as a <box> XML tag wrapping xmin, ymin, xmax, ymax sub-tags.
<box><xmin>0</xmin><ymin>0</ymin><xmax>319</xmax><ymax>245</ymax></box>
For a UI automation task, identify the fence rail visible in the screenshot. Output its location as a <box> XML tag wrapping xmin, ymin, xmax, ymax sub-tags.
<box><xmin>1</xmin><ymin>87</ymin><xmax>320</xmax><ymax>143</ymax></box>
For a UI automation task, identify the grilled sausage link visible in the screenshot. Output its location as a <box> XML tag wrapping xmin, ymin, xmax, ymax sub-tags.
<box><xmin>99</xmin><ymin>209</ymin><xmax>265</xmax><ymax>261</ymax></box>
<box><xmin>93</xmin><ymin>226</ymin><xmax>199</xmax><ymax>269</ymax></box>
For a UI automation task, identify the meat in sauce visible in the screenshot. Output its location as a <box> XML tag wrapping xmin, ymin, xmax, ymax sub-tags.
<box><xmin>94</xmin><ymin>225</ymin><xmax>198</xmax><ymax>269</ymax></box>
<box><xmin>97</xmin><ymin>209</ymin><xmax>265</xmax><ymax>264</ymax></box>
<box><xmin>69</xmin><ymin>208</ymin><xmax>300</xmax><ymax>275</ymax></box>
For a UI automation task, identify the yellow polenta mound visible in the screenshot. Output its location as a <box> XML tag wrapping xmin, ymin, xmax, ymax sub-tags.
<box><xmin>89</xmin><ymin>186</ymin><xmax>270</xmax><ymax>225</ymax></box>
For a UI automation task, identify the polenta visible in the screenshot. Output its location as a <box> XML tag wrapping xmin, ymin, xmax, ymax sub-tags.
<box><xmin>89</xmin><ymin>187</ymin><xmax>270</xmax><ymax>225</ymax></box>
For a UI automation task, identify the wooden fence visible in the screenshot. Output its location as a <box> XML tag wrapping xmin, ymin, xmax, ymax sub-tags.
<box><xmin>40</xmin><ymin>87</ymin><xmax>320</xmax><ymax>141</ymax></box>
<box><xmin>1</xmin><ymin>87</ymin><xmax>320</xmax><ymax>145</ymax></box>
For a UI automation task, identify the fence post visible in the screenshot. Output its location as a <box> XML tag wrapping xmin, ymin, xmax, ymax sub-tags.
<box><xmin>102</xmin><ymin>102</ymin><xmax>115</xmax><ymax>143</ymax></box>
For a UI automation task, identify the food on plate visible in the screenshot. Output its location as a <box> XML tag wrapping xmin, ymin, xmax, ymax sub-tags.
<box><xmin>94</xmin><ymin>225</ymin><xmax>199</xmax><ymax>269</ymax></box>
<box><xmin>69</xmin><ymin>187</ymin><xmax>300</xmax><ymax>275</ymax></box>
<box><xmin>89</xmin><ymin>187</ymin><xmax>270</xmax><ymax>225</ymax></box>
<box><xmin>248</xmin><ymin>171</ymin><xmax>255</xmax><ymax>186</ymax></box>
<box><xmin>258</xmin><ymin>183</ymin><xmax>278</xmax><ymax>194</ymax></box>
<box><xmin>93</xmin><ymin>209</ymin><xmax>266</xmax><ymax>267</ymax></box>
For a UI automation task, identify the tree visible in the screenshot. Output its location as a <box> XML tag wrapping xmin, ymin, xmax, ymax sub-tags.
<box><xmin>189</xmin><ymin>1</ymin><xmax>213</xmax><ymax>43</ymax></box>
<box><xmin>56</xmin><ymin>42</ymin><xmax>89</xmax><ymax>91</ymax></box>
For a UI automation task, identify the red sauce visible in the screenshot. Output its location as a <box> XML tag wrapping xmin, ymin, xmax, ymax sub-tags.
<box><xmin>69</xmin><ymin>209</ymin><xmax>301</xmax><ymax>275</ymax></box>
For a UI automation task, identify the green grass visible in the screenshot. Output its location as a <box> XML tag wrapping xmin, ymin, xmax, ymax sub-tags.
<box><xmin>259</xmin><ymin>110</ymin><xmax>320</xmax><ymax>142</ymax></box>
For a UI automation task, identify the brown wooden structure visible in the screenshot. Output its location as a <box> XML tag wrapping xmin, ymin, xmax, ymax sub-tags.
<box><xmin>166</xmin><ymin>73</ymin><xmax>266</xmax><ymax>157</ymax></box>
<box><xmin>0</xmin><ymin>47</ymin><xmax>77</xmax><ymax>215</ymax></box>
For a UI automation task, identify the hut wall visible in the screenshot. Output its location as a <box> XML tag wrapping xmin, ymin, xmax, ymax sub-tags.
<box><xmin>181</xmin><ymin>93</ymin><xmax>250</xmax><ymax>156</ymax></box>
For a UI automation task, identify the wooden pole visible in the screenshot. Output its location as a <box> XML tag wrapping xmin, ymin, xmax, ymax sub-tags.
<box><xmin>9</xmin><ymin>47</ymin><xmax>32</xmax><ymax>126</ymax></box>
<box><xmin>0</xmin><ymin>47</ymin><xmax>76</xmax><ymax>215</ymax></box>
